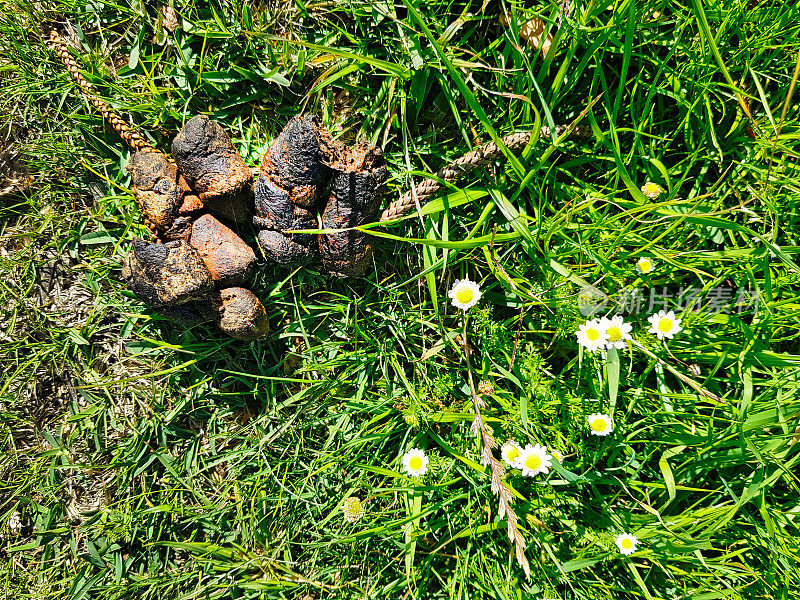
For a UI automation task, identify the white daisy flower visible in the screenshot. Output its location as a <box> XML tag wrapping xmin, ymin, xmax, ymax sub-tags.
<box><xmin>575</xmin><ymin>318</ymin><xmax>609</xmax><ymax>352</ymax></box>
<box><xmin>551</xmin><ymin>449</ymin><xmax>564</xmax><ymax>463</ymax></box>
<box><xmin>615</xmin><ymin>533</ymin><xmax>639</xmax><ymax>555</ymax></box>
<box><xmin>402</xmin><ymin>448</ymin><xmax>429</xmax><ymax>477</ymax></box>
<box><xmin>587</xmin><ymin>413</ymin><xmax>614</xmax><ymax>436</ymax></box>
<box><xmin>600</xmin><ymin>315</ymin><xmax>633</xmax><ymax>350</ymax></box>
<box><xmin>640</xmin><ymin>182</ymin><xmax>663</xmax><ymax>199</ymax></box>
<box><xmin>647</xmin><ymin>310</ymin><xmax>683</xmax><ymax>340</ymax></box>
<box><xmin>635</xmin><ymin>257</ymin><xmax>655</xmax><ymax>274</ymax></box>
<box><xmin>501</xmin><ymin>440</ymin><xmax>522</xmax><ymax>468</ymax></box>
<box><xmin>342</xmin><ymin>496</ymin><xmax>364</xmax><ymax>523</ymax></box>
<box><xmin>515</xmin><ymin>443</ymin><xmax>552</xmax><ymax>477</ymax></box>
<box><xmin>448</xmin><ymin>278</ymin><xmax>482</xmax><ymax>310</ymax></box>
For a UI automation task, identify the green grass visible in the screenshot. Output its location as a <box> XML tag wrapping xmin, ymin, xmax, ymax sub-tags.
<box><xmin>2</xmin><ymin>0</ymin><xmax>800</xmax><ymax>598</ymax></box>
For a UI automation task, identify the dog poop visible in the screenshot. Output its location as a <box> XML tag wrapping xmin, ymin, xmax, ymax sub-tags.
<box><xmin>254</xmin><ymin>115</ymin><xmax>329</xmax><ymax>265</ymax></box>
<box><xmin>171</xmin><ymin>115</ymin><xmax>254</xmax><ymax>206</ymax></box>
<box><xmin>122</xmin><ymin>238</ymin><xmax>214</xmax><ymax>307</ymax></box>
<box><xmin>252</xmin><ymin>115</ymin><xmax>387</xmax><ymax>275</ymax></box>
<box><xmin>217</xmin><ymin>287</ymin><xmax>270</xmax><ymax>341</ymax></box>
<box><xmin>124</xmin><ymin>113</ymin><xmax>390</xmax><ymax>340</ymax></box>
<box><xmin>319</xmin><ymin>140</ymin><xmax>387</xmax><ymax>278</ymax></box>
<box><xmin>189</xmin><ymin>214</ymin><xmax>256</xmax><ymax>288</ymax></box>
<box><xmin>128</xmin><ymin>151</ymin><xmax>187</xmax><ymax>240</ymax></box>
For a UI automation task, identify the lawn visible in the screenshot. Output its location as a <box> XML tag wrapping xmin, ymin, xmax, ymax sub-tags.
<box><xmin>2</xmin><ymin>1</ymin><xmax>800</xmax><ymax>598</ymax></box>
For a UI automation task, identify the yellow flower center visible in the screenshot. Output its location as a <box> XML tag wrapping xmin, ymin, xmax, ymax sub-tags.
<box><xmin>586</xmin><ymin>328</ymin><xmax>600</xmax><ymax>341</ymax></box>
<box><xmin>455</xmin><ymin>287</ymin><xmax>474</xmax><ymax>305</ymax></box>
<box><xmin>658</xmin><ymin>318</ymin><xmax>673</xmax><ymax>333</ymax></box>
<box><xmin>638</xmin><ymin>259</ymin><xmax>652</xmax><ymax>272</ymax></box>
<box><xmin>409</xmin><ymin>456</ymin><xmax>423</xmax><ymax>471</ymax></box>
<box><xmin>591</xmin><ymin>418</ymin><xmax>607</xmax><ymax>432</ymax></box>
<box><xmin>607</xmin><ymin>325</ymin><xmax>622</xmax><ymax>342</ymax></box>
<box><xmin>621</xmin><ymin>538</ymin><xmax>633</xmax><ymax>549</ymax></box>
<box><xmin>506</xmin><ymin>446</ymin><xmax>519</xmax><ymax>461</ymax></box>
<box><xmin>525</xmin><ymin>454</ymin><xmax>542</xmax><ymax>470</ymax></box>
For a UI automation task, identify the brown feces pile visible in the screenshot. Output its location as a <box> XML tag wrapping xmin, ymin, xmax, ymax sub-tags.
<box><xmin>122</xmin><ymin>115</ymin><xmax>386</xmax><ymax>340</ymax></box>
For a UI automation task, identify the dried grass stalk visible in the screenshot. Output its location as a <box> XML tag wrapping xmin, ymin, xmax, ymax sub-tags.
<box><xmin>462</xmin><ymin>320</ymin><xmax>531</xmax><ymax>579</ymax></box>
